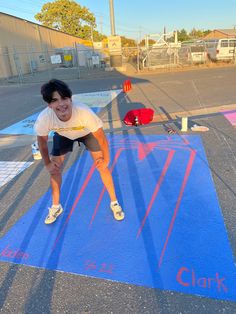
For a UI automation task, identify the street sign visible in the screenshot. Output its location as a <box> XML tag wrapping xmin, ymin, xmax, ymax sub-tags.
<box><xmin>108</xmin><ymin>36</ymin><xmax>121</xmax><ymax>54</ymax></box>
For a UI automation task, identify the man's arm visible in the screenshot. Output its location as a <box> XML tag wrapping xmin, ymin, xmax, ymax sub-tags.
<box><xmin>37</xmin><ymin>135</ymin><xmax>50</xmax><ymax>166</ymax></box>
<box><xmin>92</xmin><ymin>127</ymin><xmax>110</xmax><ymax>165</ymax></box>
<box><xmin>37</xmin><ymin>135</ymin><xmax>60</xmax><ymax>174</ymax></box>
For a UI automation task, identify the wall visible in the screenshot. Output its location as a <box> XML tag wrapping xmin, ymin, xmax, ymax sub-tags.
<box><xmin>0</xmin><ymin>13</ymin><xmax>92</xmax><ymax>78</ymax></box>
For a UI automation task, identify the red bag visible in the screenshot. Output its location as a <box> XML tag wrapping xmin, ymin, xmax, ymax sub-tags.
<box><xmin>123</xmin><ymin>108</ymin><xmax>154</xmax><ymax>126</ymax></box>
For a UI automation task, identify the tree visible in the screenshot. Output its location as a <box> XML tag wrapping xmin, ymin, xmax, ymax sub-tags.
<box><xmin>121</xmin><ymin>36</ymin><xmax>136</xmax><ymax>47</ymax></box>
<box><xmin>188</xmin><ymin>28</ymin><xmax>212</xmax><ymax>40</ymax></box>
<box><xmin>203</xmin><ymin>29</ymin><xmax>211</xmax><ymax>37</ymax></box>
<box><xmin>139</xmin><ymin>38</ymin><xmax>156</xmax><ymax>46</ymax></box>
<box><xmin>177</xmin><ymin>29</ymin><xmax>190</xmax><ymax>42</ymax></box>
<box><xmin>35</xmin><ymin>0</ymin><xmax>104</xmax><ymax>40</ymax></box>
<box><xmin>93</xmin><ymin>30</ymin><xmax>107</xmax><ymax>42</ymax></box>
<box><xmin>189</xmin><ymin>28</ymin><xmax>206</xmax><ymax>39</ymax></box>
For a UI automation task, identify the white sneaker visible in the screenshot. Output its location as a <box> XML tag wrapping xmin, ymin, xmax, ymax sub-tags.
<box><xmin>45</xmin><ymin>204</ymin><xmax>63</xmax><ymax>224</ymax></box>
<box><xmin>110</xmin><ymin>202</ymin><xmax>125</xmax><ymax>221</ymax></box>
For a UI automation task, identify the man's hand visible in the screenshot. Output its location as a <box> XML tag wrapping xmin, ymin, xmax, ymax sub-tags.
<box><xmin>92</xmin><ymin>128</ymin><xmax>110</xmax><ymax>166</ymax></box>
<box><xmin>46</xmin><ymin>160</ymin><xmax>61</xmax><ymax>175</ymax></box>
<box><xmin>95</xmin><ymin>157</ymin><xmax>108</xmax><ymax>171</ymax></box>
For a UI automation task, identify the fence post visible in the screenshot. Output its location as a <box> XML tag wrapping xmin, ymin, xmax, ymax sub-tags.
<box><xmin>74</xmin><ymin>42</ymin><xmax>81</xmax><ymax>79</ymax></box>
<box><xmin>137</xmin><ymin>44</ymin><xmax>140</xmax><ymax>72</ymax></box>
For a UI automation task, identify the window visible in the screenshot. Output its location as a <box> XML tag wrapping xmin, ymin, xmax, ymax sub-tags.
<box><xmin>204</xmin><ymin>40</ymin><xmax>218</xmax><ymax>48</ymax></box>
<box><xmin>221</xmin><ymin>40</ymin><xmax>228</xmax><ymax>47</ymax></box>
<box><xmin>229</xmin><ymin>40</ymin><xmax>236</xmax><ymax>47</ymax></box>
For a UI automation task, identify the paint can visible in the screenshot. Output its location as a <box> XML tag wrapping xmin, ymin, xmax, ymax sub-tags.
<box><xmin>31</xmin><ymin>141</ymin><xmax>42</xmax><ymax>160</ymax></box>
<box><xmin>181</xmin><ymin>117</ymin><xmax>188</xmax><ymax>132</ymax></box>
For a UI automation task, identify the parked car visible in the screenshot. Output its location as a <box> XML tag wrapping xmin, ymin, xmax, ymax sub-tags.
<box><xmin>178</xmin><ymin>40</ymin><xmax>207</xmax><ymax>64</ymax></box>
<box><xmin>204</xmin><ymin>38</ymin><xmax>236</xmax><ymax>61</ymax></box>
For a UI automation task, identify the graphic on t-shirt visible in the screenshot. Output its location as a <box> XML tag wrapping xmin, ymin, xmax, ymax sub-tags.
<box><xmin>52</xmin><ymin>126</ymin><xmax>85</xmax><ymax>132</ymax></box>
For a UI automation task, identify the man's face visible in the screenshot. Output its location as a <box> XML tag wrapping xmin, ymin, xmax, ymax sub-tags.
<box><xmin>48</xmin><ymin>91</ymin><xmax>72</xmax><ymax>121</ymax></box>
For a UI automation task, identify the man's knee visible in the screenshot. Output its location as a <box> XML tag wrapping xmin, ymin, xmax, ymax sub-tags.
<box><xmin>94</xmin><ymin>158</ymin><xmax>109</xmax><ymax>173</ymax></box>
<box><xmin>51</xmin><ymin>155</ymin><xmax>64</xmax><ymax>173</ymax></box>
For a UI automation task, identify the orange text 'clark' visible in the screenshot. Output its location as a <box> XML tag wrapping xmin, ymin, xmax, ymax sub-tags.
<box><xmin>176</xmin><ymin>266</ymin><xmax>228</xmax><ymax>293</ymax></box>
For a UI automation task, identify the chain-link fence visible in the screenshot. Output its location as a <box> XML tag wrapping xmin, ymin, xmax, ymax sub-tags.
<box><xmin>0</xmin><ymin>44</ymin><xmax>116</xmax><ymax>85</ymax></box>
<box><xmin>1</xmin><ymin>43</ymin><xmax>236</xmax><ymax>85</ymax></box>
<box><xmin>123</xmin><ymin>44</ymin><xmax>236</xmax><ymax>71</ymax></box>
<box><xmin>137</xmin><ymin>45</ymin><xmax>209</xmax><ymax>70</ymax></box>
<box><xmin>120</xmin><ymin>45</ymin><xmax>210</xmax><ymax>72</ymax></box>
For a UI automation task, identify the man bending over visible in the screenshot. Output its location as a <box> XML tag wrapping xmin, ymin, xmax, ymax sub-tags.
<box><xmin>34</xmin><ymin>79</ymin><xmax>124</xmax><ymax>224</ymax></box>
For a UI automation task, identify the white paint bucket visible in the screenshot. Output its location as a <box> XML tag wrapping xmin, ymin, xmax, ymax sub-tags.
<box><xmin>181</xmin><ymin>117</ymin><xmax>188</xmax><ymax>132</ymax></box>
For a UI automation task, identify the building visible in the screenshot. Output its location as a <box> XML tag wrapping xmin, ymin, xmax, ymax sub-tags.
<box><xmin>204</xmin><ymin>29</ymin><xmax>236</xmax><ymax>39</ymax></box>
<box><xmin>0</xmin><ymin>12</ymin><xmax>92</xmax><ymax>79</ymax></box>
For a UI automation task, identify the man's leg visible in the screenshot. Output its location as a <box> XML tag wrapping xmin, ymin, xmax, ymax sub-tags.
<box><xmin>50</xmin><ymin>155</ymin><xmax>65</xmax><ymax>205</ymax></box>
<box><xmin>44</xmin><ymin>132</ymin><xmax>73</xmax><ymax>224</ymax></box>
<box><xmin>90</xmin><ymin>150</ymin><xmax>124</xmax><ymax>220</ymax></box>
<box><xmin>44</xmin><ymin>155</ymin><xmax>65</xmax><ymax>224</ymax></box>
<box><xmin>90</xmin><ymin>151</ymin><xmax>116</xmax><ymax>201</ymax></box>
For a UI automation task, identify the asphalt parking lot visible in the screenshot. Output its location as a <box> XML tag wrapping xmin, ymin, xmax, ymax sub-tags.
<box><xmin>0</xmin><ymin>65</ymin><xmax>235</xmax><ymax>313</ymax></box>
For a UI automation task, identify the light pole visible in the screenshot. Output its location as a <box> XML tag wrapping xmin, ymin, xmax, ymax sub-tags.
<box><xmin>108</xmin><ymin>0</ymin><xmax>122</xmax><ymax>68</ymax></box>
<box><xmin>109</xmin><ymin>0</ymin><xmax>116</xmax><ymax>35</ymax></box>
<box><xmin>90</xmin><ymin>24</ymin><xmax>94</xmax><ymax>45</ymax></box>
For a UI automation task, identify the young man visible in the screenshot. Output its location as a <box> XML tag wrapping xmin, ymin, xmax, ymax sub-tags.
<box><xmin>34</xmin><ymin>79</ymin><xmax>124</xmax><ymax>224</ymax></box>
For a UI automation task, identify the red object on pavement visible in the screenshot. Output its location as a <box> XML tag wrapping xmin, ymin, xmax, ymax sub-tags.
<box><xmin>123</xmin><ymin>108</ymin><xmax>154</xmax><ymax>126</ymax></box>
<box><xmin>123</xmin><ymin>79</ymin><xmax>132</xmax><ymax>92</ymax></box>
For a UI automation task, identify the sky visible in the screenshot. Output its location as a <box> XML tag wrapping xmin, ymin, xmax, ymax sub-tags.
<box><xmin>0</xmin><ymin>0</ymin><xmax>236</xmax><ymax>40</ymax></box>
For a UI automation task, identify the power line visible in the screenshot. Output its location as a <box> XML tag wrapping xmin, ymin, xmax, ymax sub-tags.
<box><xmin>0</xmin><ymin>2</ymin><xmax>155</xmax><ymax>38</ymax></box>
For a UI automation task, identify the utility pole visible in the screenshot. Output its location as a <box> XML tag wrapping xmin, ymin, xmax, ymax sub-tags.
<box><xmin>109</xmin><ymin>0</ymin><xmax>116</xmax><ymax>35</ymax></box>
<box><xmin>100</xmin><ymin>15</ymin><xmax>103</xmax><ymax>34</ymax></box>
<box><xmin>108</xmin><ymin>0</ymin><xmax>122</xmax><ymax>68</ymax></box>
<box><xmin>139</xmin><ymin>26</ymin><xmax>142</xmax><ymax>44</ymax></box>
<box><xmin>164</xmin><ymin>26</ymin><xmax>166</xmax><ymax>41</ymax></box>
<box><xmin>90</xmin><ymin>24</ymin><xmax>94</xmax><ymax>44</ymax></box>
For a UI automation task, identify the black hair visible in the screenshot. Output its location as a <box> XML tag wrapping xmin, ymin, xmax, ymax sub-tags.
<box><xmin>41</xmin><ymin>79</ymin><xmax>72</xmax><ymax>103</ymax></box>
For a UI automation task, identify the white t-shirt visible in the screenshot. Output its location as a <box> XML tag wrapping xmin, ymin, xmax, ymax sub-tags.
<box><xmin>34</xmin><ymin>102</ymin><xmax>103</xmax><ymax>140</ymax></box>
